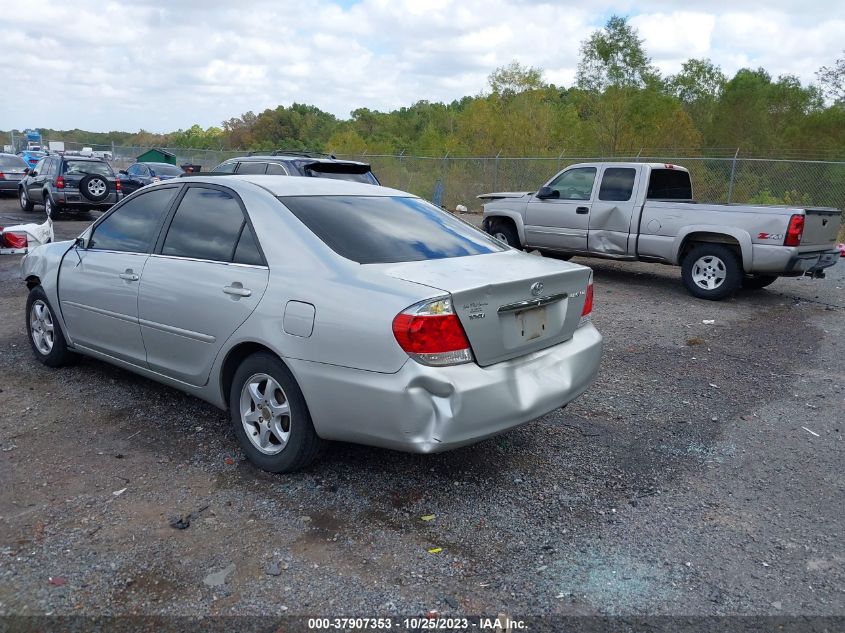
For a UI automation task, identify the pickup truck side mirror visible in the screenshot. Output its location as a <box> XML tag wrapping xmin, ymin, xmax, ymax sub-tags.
<box><xmin>119</xmin><ymin>169</ymin><xmax>128</xmax><ymax>175</ymax></box>
<box><xmin>536</xmin><ymin>186</ymin><xmax>559</xmax><ymax>200</ymax></box>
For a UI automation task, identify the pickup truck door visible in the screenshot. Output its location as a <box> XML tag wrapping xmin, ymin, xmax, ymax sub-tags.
<box><xmin>524</xmin><ymin>166</ymin><xmax>597</xmax><ymax>251</ymax></box>
<box><xmin>587</xmin><ymin>165</ymin><xmax>641</xmax><ymax>256</ymax></box>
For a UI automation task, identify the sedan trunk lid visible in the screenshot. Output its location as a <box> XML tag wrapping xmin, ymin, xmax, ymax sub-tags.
<box><xmin>375</xmin><ymin>251</ymin><xmax>592</xmax><ymax>367</ymax></box>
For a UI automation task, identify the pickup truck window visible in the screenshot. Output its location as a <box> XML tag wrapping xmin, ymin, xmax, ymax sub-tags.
<box><xmin>599</xmin><ymin>168</ymin><xmax>636</xmax><ymax>202</ymax></box>
<box><xmin>647</xmin><ymin>169</ymin><xmax>692</xmax><ymax>200</ymax></box>
<box><xmin>548</xmin><ymin>167</ymin><xmax>596</xmax><ymax>200</ymax></box>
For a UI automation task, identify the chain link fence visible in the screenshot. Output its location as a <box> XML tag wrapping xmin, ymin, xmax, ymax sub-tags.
<box><xmin>56</xmin><ymin>142</ymin><xmax>845</xmax><ymax>222</ymax></box>
<box><xmin>336</xmin><ymin>153</ymin><xmax>845</xmax><ymax>218</ymax></box>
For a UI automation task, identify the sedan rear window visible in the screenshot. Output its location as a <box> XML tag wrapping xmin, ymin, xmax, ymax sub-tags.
<box><xmin>279</xmin><ymin>196</ymin><xmax>506</xmax><ymax>264</ymax></box>
<box><xmin>0</xmin><ymin>155</ymin><xmax>27</xmax><ymax>171</ymax></box>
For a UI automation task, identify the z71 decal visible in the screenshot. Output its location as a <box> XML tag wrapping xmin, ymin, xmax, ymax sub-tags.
<box><xmin>757</xmin><ymin>232</ymin><xmax>784</xmax><ymax>241</ymax></box>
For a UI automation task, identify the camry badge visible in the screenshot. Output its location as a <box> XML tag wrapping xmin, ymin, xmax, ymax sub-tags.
<box><xmin>530</xmin><ymin>282</ymin><xmax>544</xmax><ymax>297</ymax></box>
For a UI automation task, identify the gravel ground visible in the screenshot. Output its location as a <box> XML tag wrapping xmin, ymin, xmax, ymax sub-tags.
<box><xmin>0</xmin><ymin>197</ymin><xmax>843</xmax><ymax>619</ymax></box>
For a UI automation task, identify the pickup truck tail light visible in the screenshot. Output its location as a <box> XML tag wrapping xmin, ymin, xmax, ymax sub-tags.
<box><xmin>56</xmin><ymin>176</ymin><xmax>65</xmax><ymax>189</ymax></box>
<box><xmin>392</xmin><ymin>297</ymin><xmax>474</xmax><ymax>366</ymax></box>
<box><xmin>1</xmin><ymin>231</ymin><xmax>27</xmax><ymax>249</ymax></box>
<box><xmin>784</xmin><ymin>214</ymin><xmax>804</xmax><ymax>247</ymax></box>
<box><xmin>580</xmin><ymin>279</ymin><xmax>594</xmax><ymax>326</ymax></box>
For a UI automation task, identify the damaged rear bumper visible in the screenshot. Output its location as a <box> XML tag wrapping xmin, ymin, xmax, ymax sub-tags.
<box><xmin>288</xmin><ymin>323</ymin><xmax>602</xmax><ymax>453</ymax></box>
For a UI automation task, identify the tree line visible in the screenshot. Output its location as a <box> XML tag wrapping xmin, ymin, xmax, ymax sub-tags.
<box><xmin>6</xmin><ymin>16</ymin><xmax>844</xmax><ymax>159</ymax></box>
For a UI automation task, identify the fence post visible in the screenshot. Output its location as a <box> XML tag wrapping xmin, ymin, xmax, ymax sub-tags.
<box><xmin>494</xmin><ymin>150</ymin><xmax>501</xmax><ymax>192</ymax></box>
<box><xmin>727</xmin><ymin>148</ymin><xmax>739</xmax><ymax>203</ymax></box>
<box><xmin>636</xmin><ymin>147</ymin><xmax>643</xmax><ymax>162</ymax></box>
<box><xmin>557</xmin><ymin>149</ymin><xmax>566</xmax><ymax>171</ymax></box>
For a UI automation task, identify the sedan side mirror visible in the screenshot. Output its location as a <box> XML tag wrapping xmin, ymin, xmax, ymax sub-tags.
<box><xmin>536</xmin><ymin>186</ymin><xmax>559</xmax><ymax>200</ymax></box>
<box><xmin>29</xmin><ymin>170</ymin><xmax>38</xmax><ymax>177</ymax></box>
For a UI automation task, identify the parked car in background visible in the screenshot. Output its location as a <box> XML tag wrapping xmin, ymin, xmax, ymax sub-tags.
<box><xmin>20</xmin><ymin>175</ymin><xmax>600</xmax><ymax>473</ymax></box>
<box><xmin>0</xmin><ymin>153</ymin><xmax>30</xmax><ymax>195</ymax></box>
<box><xmin>19</xmin><ymin>150</ymin><xmax>46</xmax><ymax>169</ymax></box>
<box><xmin>211</xmin><ymin>151</ymin><xmax>379</xmax><ymax>184</ymax></box>
<box><xmin>19</xmin><ymin>155</ymin><xmax>121</xmax><ymax>218</ymax></box>
<box><xmin>480</xmin><ymin>162</ymin><xmax>842</xmax><ymax>300</ymax></box>
<box><xmin>118</xmin><ymin>162</ymin><xmax>184</xmax><ymax>196</ymax></box>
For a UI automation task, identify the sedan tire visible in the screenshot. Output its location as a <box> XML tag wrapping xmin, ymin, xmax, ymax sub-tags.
<box><xmin>229</xmin><ymin>351</ymin><xmax>324</xmax><ymax>473</ymax></box>
<box><xmin>26</xmin><ymin>286</ymin><xmax>76</xmax><ymax>367</ymax></box>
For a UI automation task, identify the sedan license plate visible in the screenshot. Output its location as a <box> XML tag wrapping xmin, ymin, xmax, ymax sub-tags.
<box><xmin>516</xmin><ymin>306</ymin><xmax>547</xmax><ymax>342</ymax></box>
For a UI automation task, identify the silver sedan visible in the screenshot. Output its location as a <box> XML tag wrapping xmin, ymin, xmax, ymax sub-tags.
<box><xmin>21</xmin><ymin>176</ymin><xmax>602</xmax><ymax>472</ymax></box>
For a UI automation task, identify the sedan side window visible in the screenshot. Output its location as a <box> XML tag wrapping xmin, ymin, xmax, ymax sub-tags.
<box><xmin>233</xmin><ymin>223</ymin><xmax>264</xmax><ymax>266</ymax></box>
<box><xmin>161</xmin><ymin>187</ymin><xmax>246</xmax><ymax>263</ymax></box>
<box><xmin>548</xmin><ymin>167</ymin><xmax>597</xmax><ymax>201</ymax></box>
<box><xmin>89</xmin><ymin>187</ymin><xmax>178</xmax><ymax>253</ymax></box>
<box><xmin>236</xmin><ymin>161</ymin><xmax>268</xmax><ymax>175</ymax></box>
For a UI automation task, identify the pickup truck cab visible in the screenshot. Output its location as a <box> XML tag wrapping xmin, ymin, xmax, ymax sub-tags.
<box><xmin>481</xmin><ymin>162</ymin><xmax>841</xmax><ymax>300</ymax></box>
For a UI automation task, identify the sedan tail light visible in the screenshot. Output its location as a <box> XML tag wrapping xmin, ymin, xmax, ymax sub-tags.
<box><xmin>115</xmin><ymin>178</ymin><xmax>122</xmax><ymax>192</ymax></box>
<box><xmin>392</xmin><ymin>296</ymin><xmax>474</xmax><ymax>366</ymax></box>
<box><xmin>579</xmin><ymin>278</ymin><xmax>594</xmax><ymax>326</ymax></box>
<box><xmin>56</xmin><ymin>176</ymin><xmax>65</xmax><ymax>189</ymax></box>
<box><xmin>0</xmin><ymin>171</ymin><xmax>5</xmax><ymax>180</ymax></box>
<box><xmin>784</xmin><ymin>214</ymin><xmax>804</xmax><ymax>247</ymax></box>
<box><xmin>1</xmin><ymin>231</ymin><xmax>27</xmax><ymax>249</ymax></box>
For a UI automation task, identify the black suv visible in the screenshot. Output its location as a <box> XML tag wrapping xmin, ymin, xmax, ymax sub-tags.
<box><xmin>210</xmin><ymin>151</ymin><xmax>379</xmax><ymax>184</ymax></box>
<box><xmin>19</xmin><ymin>155</ymin><xmax>121</xmax><ymax>218</ymax></box>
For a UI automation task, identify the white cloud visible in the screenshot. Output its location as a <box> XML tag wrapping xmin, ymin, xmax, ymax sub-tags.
<box><xmin>0</xmin><ymin>0</ymin><xmax>842</xmax><ymax>132</ymax></box>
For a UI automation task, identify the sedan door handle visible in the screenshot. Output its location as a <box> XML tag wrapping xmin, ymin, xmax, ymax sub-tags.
<box><xmin>118</xmin><ymin>270</ymin><xmax>139</xmax><ymax>281</ymax></box>
<box><xmin>223</xmin><ymin>283</ymin><xmax>252</xmax><ymax>298</ymax></box>
<box><xmin>576</xmin><ymin>206</ymin><xmax>589</xmax><ymax>214</ymax></box>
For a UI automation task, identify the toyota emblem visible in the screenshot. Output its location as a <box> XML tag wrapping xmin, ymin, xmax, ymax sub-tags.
<box><xmin>530</xmin><ymin>282</ymin><xmax>544</xmax><ymax>296</ymax></box>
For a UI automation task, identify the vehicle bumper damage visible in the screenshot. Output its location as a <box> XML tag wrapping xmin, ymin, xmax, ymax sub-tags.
<box><xmin>289</xmin><ymin>323</ymin><xmax>602</xmax><ymax>452</ymax></box>
<box><xmin>0</xmin><ymin>218</ymin><xmax>53</xmax><ymax>255</ymax></box>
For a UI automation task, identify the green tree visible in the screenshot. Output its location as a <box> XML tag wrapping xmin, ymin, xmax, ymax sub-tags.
<box><xmin>576</xmin><ymin>15</ymin><xmax>659</xmax><ymax>92</ymax></box>
<box><xmin>816</xmin><ymin>51</ymin><xmax>844</xmax><ymax>105</ymax></box>
<box><xmin>487</xmin><ymin>61</ymin><xmax>545</xmax><ymax>97</ymax></box>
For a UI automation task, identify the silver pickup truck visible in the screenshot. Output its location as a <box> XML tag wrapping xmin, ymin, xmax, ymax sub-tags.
<box><xmin>480</xmin><ymin>162</ymin><xmax>841</xmax><ymax>300</ymax></box>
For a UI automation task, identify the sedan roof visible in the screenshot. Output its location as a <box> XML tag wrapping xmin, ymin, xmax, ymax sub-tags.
<box><xmin>177</xmin><ymin>174</ymin><xmax>411</xmax><ymax>198</ymax></box>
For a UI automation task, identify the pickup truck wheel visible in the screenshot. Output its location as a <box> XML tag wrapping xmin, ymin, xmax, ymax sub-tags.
<box><xmin>20</xmin><ymin>188</ymin><xmax>34</xmax><ymax>212</ymax></box>
<box><xmin>742</xmin><ymin>274</ymin><xmax>778</xmax><ymax>290</ymax></box>
<box><xmin>681</xmin><ymin>244</ymin><xmax>742</xmax><ymax>300</ymax></box>
<box><xmin>230</xmin><ymin>351</ymin><xmax>324</xmax><ymax>473</ymax></box>
<box><xmin>26</xmin><ymin>287</ymin><xmax>76</xmax><ymax>367</ymax></box>
<box><xmin>489</xmin><ymin>221</ymin><xmax>521</xmax><ymax>248</ymax></box>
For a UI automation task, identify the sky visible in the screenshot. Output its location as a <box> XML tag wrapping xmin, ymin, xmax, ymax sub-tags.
<box><xmin>2</xmin><ymin>0</ymin><xmax>843</xmax><ymax>133</ymax></box>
